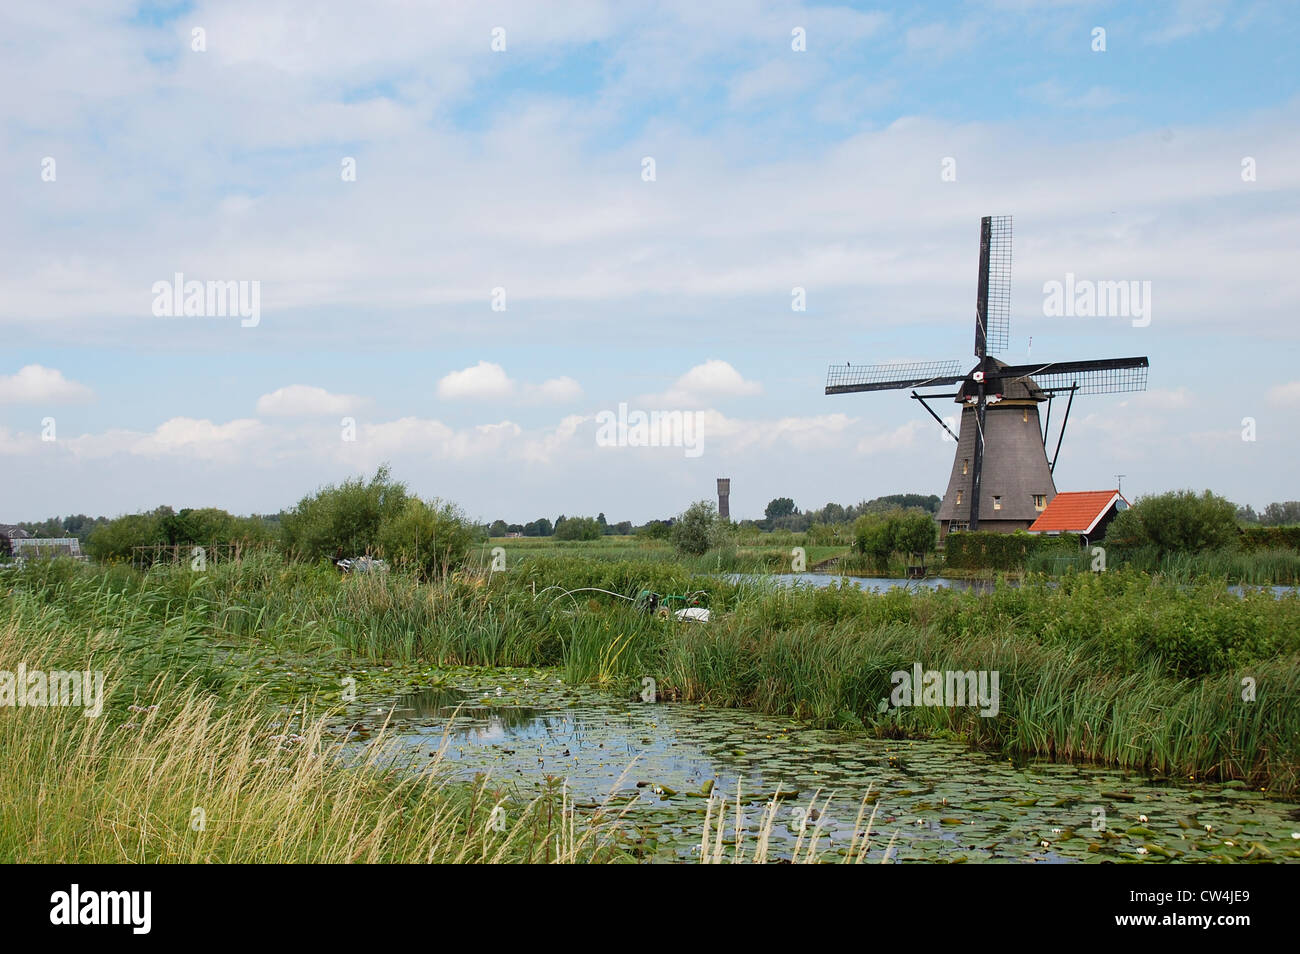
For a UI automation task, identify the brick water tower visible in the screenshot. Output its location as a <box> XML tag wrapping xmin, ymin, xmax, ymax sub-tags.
<box><xmin>716</xmin><ymin>478</ymin><xmax>731</xmax><ymax>521</ymax></box>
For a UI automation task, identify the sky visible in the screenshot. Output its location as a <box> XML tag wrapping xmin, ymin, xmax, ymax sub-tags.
<box><xmin>2</xmin><ymin>0</ymin><xmax>1298</xmax><ymax>525</ymax></box>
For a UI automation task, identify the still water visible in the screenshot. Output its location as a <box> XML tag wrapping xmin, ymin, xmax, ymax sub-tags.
<box><xmin>344</xmin><ymin>670</ymin><xmax>1299</xmax><ymax>863</ymax></box>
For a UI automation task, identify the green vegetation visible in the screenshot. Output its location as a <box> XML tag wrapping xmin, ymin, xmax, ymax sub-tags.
<box><xmin>851</xmin><ymin>508</ymin><xmax>938</xmax><ymax>571</ymax></box>
<box><xmin>85</xmin><ymin>506</ymin><xmax>275</xmax><ymax>564</ymax></box>
<box><xmin>554</xmin><ymin>515</ymin><xmax>603</xmax><ymax>541</ymax></box>
<box><xmin>946</xmin><ymin>530</ymin><xmax>1083</xmax><ymax>572</ymax></box>
<box><xmin>0</xmin><ymin>565</ymin><xmax>626</xmax><ymax>863</ymax></box>
<box><xmin>5</xmin><ymin>555</ymin><xmax>1297</xmax><ymax>795</ymax></box>
<box><xmin>1106</xmin><ymin>490</ymin><xmax>1240</xmax><ymax>554</ymax></box>
<box><xmin>672</xmin><ymin>500</ymin><xmax>731</xmax><ymax>557</ymax></box>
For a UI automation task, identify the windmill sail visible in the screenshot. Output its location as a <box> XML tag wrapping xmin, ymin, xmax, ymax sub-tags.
<box><xmin>825</xmin><ymin>360</ymin><xmax>964</xmax><ymax>394</ymax></box>
<box><xmin>989</xmin><ymin>357</ymin><xmax>1148</xmax><ymax>394</ymax></box>
<box><xmin>974</xmin><ymin>215</ymin><xmax>1012</xmax><ymax>357</ymax></box>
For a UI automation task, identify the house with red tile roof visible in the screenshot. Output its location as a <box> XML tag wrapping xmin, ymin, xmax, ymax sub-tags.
<box><xmin>1027</xmin><ymin>490</ymin><xmax>1129</xmax><ymax>544</ymax></box>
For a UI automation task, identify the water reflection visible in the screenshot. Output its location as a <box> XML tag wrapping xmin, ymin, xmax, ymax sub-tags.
<box><xmin>729</xmin><ymin>572</ymin><xmax>994</xmax><ymax>593</ymax></box>
<box><xmin>355</xmin><ymin>681</ymin><xmax>1300</xmax><ymax>863</ymax></box>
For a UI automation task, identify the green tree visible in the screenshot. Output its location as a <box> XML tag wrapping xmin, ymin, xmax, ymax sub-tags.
<box><xmin>376</xmin><ymin>497</ymin><xmax>474</xmax><ymax>580</ymax></box>
<box><xmin>488</xmin><ymin>519</ymin><xmax>509</xmax><ymax>537</ymax></box>
<box><xmin>765</xmin><ymin>497</ymin><xmax>797</xmax><ymax>521</ymax></box>
<box><xmin>555</xmin><ymin>516</ymin><xmax>602</xmax><ymax>541</ymax></box>
<box><xmin>895</xmin><ymin>509</ymin><xmax>938</xmax><ymax>560</ymax></box>
<box><xmin>853</xmin><ymin>512</ymin><xmax>895</xmax><ymax>570</ymax></box>
<box><xmin>637</xmin><ymin>520</ymin><xmax>672</xmax><ymax>540</ymax></box>
<box><xmin>280</xmin><ymin>465</ymin><xmax>409</xmax><ymax>560</ymax></box>
<box><xmin>819</xmin><ymin>502</ymin><xmax>848</xmax><ymax>525</ymax></box>
<box><xmin>673</xmin><ymin>500</ymin><xmax>726</xmax><ymax>556</ymax></box>
<box><xmin>86</xmin><ymin>513</ymin><xmax>166</xmax><ymax>562</ymax></box>
<box><xmin>1105</xmin><ymin>490</ymin><xmax>1239</xmax><ymax>554</ymax></box>
<box><xmin>1261</xmin><ymin>501</ymin><xmax>1300</xmax><ymax>526</ymax></box>
<box><xmin>523</xmin><ymin>517</ymin><xmax>553</xmax><ymax>537</ymax></box>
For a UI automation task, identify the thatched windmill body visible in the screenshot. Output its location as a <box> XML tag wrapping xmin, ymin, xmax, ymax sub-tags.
<box><xmin>826</xmin><ymin>216</ymin><xmax>1149</xmax><ymax>537</ymax></box>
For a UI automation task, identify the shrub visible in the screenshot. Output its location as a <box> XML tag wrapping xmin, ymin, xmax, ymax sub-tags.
<box><xmin>281</xmin><ymin>465</ymin><xmax>409</xmax><ymax>560</ymax></box>
<box><xmin>375</xmin><ymin>498</ymin><xmax>475</xmax><ymax>580</ymax></box>
<box><xmin>672</xmin><ymin>501</ymin><xmax>727</xmax><ymax>556</ymax></box>
<box><xmin>1239</xmin><ymin>526</ymin><xmax>1300</xmax><ymax>551</ymax></box>
<box><xmin>943</xmin><ymin>531</ymin><xmax>1081</xmax><ymax>571</ymax></box>
<box><xmin>1104</xmin><ymin>489</ymin><xmax>1238</xmax><ymax>555</ymax></box>
<box><xmin>853</xmin><ymin>508</ymin><xmax>938</xmax><ymax>569</ymax></box>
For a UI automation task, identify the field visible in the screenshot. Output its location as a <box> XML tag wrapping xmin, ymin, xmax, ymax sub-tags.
<box><xmin>473</xmin><ymin>533</ymin><xmax>853</xmax><ymax>574</ymax></box>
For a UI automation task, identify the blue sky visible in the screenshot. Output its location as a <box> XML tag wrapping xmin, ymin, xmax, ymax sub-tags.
<box><xmin>2</xmin><ymin>0</ymin><xmax>1298</xmax><ymax>523</ymax></box>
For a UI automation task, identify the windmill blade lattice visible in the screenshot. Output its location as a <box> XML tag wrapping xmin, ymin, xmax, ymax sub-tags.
<box><xmin>981</xmin><ymin>214</ymin><xmax>1012</xmax><ymax>354</ymax></box>
<box><xmin>991</xmin><ymin>357</ymin><xmax>1148</xmax><ymax>395</ymax></box>
<box><xmin>825</xmin><ymin>359</ymin><xmax>965</xmax><ymax>394</ymax></box>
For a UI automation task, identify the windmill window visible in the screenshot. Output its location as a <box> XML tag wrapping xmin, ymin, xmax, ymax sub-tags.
<box><xmin>956</xmin><ymin>490</ymin><xmax>963</xmax><ymax>506</ymax></box>
<box><xmin>962</xmin><ymin>458</ymin><xmax>969</xmax><ymax>475</ymax></box>
<box><xmin>1023</xmin><ymin>408</ymin><xmax>1028</xmax><ymax>423</ymax></box>
<box><xmin>992</xmin><ymin>496</ymin><xmax>1002</xmax><ymax>511</ymax></box>
<box><xmin>1033</xmin><ymin>494</ymin><xmax>1047</xmax><ymax>511</ymax></box>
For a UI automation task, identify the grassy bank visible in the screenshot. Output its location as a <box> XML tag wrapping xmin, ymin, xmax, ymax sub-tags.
<box><xmin>4</xmin><ymin>555</ymin><xmax>1298</xmax><ymax>797</ymax></box>
<box><xmin>0</xmin><ymin>586</ymin><xmax>628</xmax><ymax>862</ymax></box>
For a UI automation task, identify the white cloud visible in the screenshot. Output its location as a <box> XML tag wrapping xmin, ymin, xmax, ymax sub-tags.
<box><xmin>1133</xmin><ymin>387</ymin><xmax>1192</xmax><ymax>410</ymax></box>
<box><xmin>530</xmin><ymin>376</ymin><xmax>583</xmax><ymax>402</ymax></box>
<box><xmin>0</xmin><ymin>365</ymin><xmax>93</xmax><ymax>404</ymax></box>
<box><xmin>436</xmin><ymin>362</ymin><xmax>515</xmax><ymax>400</ymax></box>
<box><xmin>651</xmin><ymin>360</ymin><xmax>762</xmax><ymax>407</ymax></box>
<box><xmin>436</xmin><ymin>363</ymin><xmax>582</xmax><ymax>403</ymax></box>
<box><xmin>256</xmin><ymin>384</ymin><xmax>365</xmax><ymax>416</ymax></box>
<box><xmin>133</xmin><ymin>418</ymin><xmax>265</xmax><ymax>460</ymax></box>
<box><xmin>59</xmin><ymin>418</ymin><xmax>267</xmax><ymax>462</ymax></box>
<box><xmin>1266</xmin><ymin>381</ymin><xmax>1300</xmax><ymax>406</ymax></box>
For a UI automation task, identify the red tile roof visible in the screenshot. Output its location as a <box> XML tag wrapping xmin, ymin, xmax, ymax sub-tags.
<box><xmin>1028</xmin><ymin>490</ymin><xmax>1128</xmax><ymax>535</ymax></box>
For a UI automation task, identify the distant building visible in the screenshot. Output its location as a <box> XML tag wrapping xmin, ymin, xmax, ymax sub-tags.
<box><xmin>0</xmin><ymin>525</ymin><xmax>31</xmax><ymax>558</ymax></box>
<box><xmin>1027</xmin><ymin>490</ymin><xmax>1129</xmax><ymax>545</ymax></box>
<box><xmin>1</xmin><ymin>527</ymin><xmax>87</xmax><ymax>562</ymax></box>
<box><xmin>12</xmin><ymin>537</ymin><xmax>86</xmax><ymax>561</ymax></box>
<box><xmin>716</xmin><ymin>478</ymin><xmax>730</xmax><ymax>521</ymax></box>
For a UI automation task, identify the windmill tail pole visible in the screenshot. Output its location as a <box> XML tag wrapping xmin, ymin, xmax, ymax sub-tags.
<box><xmin>1049</xmin><ymin>385</ymin><xmax>1077</xmax><ymax>473</ymax></box>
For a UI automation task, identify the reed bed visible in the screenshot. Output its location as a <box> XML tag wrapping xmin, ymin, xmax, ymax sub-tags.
<box><xmin>0</xmin><ymin>615</ymin><xmax>627</xmax><ymax>863</ymax></box>
<box><xmin>4</xmin><ymin>555</ymin><xmax>1298</xmax><ymax>796</ymax></box>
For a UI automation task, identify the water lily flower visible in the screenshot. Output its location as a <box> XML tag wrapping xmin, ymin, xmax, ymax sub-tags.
<box><xmin>1138</xmin><ymin>814</ymin><xmax>1148</xmax><ymax>823</ymax></box>
<box><xmin>1136</xmin><ymin>847</ymin><xmax>1148</xmax><ymax>855</ymax></box>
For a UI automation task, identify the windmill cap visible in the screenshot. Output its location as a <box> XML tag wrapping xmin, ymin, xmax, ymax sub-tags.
<box><xmin>958</xmin><ymin>358</ymin><xmax>1046</xmax><ymax>402</ymax></box>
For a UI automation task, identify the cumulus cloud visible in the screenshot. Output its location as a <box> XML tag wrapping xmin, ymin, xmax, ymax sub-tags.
<box><xmin>530</xmin><ymin>376</ymin><xmax>583</xmax><ymax>402</ymax></box>
<box><xmin>436</xmin><ymin>363</ymin><xmax>582</xmax><ymax>403</ymax></box>
<box><xmin>0</xmin><ymin>365</ymin><xmax>93</xmax><ymax>404</ymax></box>
<box><xmin>60</xmin><ymin>418</ymin><xmax>266</xmax><ymax>462</ymax></box>
<box><xmin>650</xmin><ymin>360</ymin><xmax>762</xmax><ymax>407</ymax></box>
<box><xmin>436</xmin><ymin>362</ymin><xmax>515</xmax><ymax>400</ymax></box>
<box><xmin>256</xmin><ymin>384</ymin><xmax>365</xmax><ymax>416</ymax></box>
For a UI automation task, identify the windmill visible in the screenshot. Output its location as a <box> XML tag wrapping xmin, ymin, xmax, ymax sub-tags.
<box><xmin>825</xmin><ymin>215</ymin><xmax>1149</xmax><ymax>536</ymax></box>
